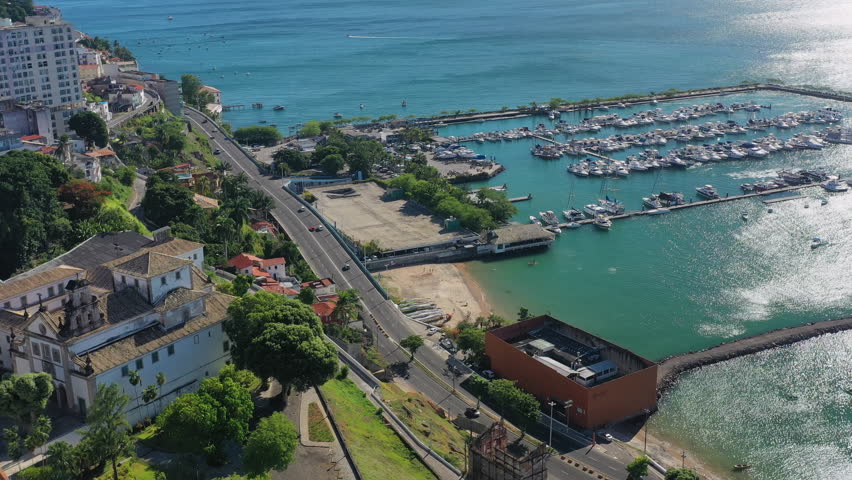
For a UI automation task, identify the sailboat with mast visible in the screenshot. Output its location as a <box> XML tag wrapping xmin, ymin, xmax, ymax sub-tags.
<box><xmin>563</xmin><ymin>177</ymin><xmax>585</xmax><ymax>227</ymax></box>
<box><xmin>595</xmin><ymin>176</ymin><xmax>624</xmax><ymax>216</ymax></box>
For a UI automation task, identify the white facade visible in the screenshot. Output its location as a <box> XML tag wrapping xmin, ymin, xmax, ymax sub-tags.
<box><xmin>0</xmin><ymin>16</ymin><xmax>84</xmax><ymax>136</ymax></box>
<box><xmin>0</xmin><ymin>266</ymin><xmax>82</xmax><ymax>313</ymax></box>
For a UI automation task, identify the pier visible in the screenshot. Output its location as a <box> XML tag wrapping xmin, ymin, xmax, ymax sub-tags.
<box><xmin>508</xmin><ymin>194</ymin><xmax>532</xmax><ymax>203</ymax></box>
<box><xmin>554</xmin><ymin>180</ymin><xmax>847</xmax><ymax>229</ymax></box>
<box><xmin>222</xmin><ymin>104</ymin><xmax>245</xmax><ymax>111</ymax></box>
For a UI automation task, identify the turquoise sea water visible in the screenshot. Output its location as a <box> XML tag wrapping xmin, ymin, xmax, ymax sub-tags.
<box><xmin>57</xmin><ymin>1</ymin><xmax>852</xmax><ymax>478</ymax></box>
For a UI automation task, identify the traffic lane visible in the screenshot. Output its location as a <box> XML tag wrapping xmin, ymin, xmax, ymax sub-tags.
<box><xmin>188</xmin><ymin>111</ymin><xmax>635</xmax><ymax>478</ymax></box>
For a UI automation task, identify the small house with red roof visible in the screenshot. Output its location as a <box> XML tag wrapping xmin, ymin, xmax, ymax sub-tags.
<box><xmin>300</xmin><ymin>278</ymin><xmax>336</xmax><ymax>297</ymax></box>
<box><xmin>228</xmin><ymin>253</ymin><xmax>287</xmax><ymax>281</ymax></box>
<box><xmin>250</xmin><ymin>221</ymin><xmax>278</xmax><ymax>236</ymax></box>
<box><xmin>311</xmin><ymin>299</ymin><xmax>339</xmax><ymax>324</ymax></box>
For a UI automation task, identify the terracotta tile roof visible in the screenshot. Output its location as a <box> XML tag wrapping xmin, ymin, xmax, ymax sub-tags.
<box><xmin>0</xmin><ymin>266</ymin><xmax>84</xmax><ymax>300</ymax></box>
<box><xmin>193</xmin><ymin>193</ymin><xmax>219</xmax><ymax>209</ymax></box>
<box><xmin>39</xmin><ymin>146</ymin><xmax>58</xmax><ymax>154</ymax></box>
<box><xmin>105</xmin><ymin>251</ymin><xmax>192</xmax><ymax>279</ymax></box>
<box><xmin>250</xmin><ymin>222</ymin><xmax>277</xmax><ymax>233</ymax></box>
<box><xmin>228</xmin><ymin>253</ymin><xmax>262</xmax><ymax>270</ymax></box>
<box><xmin>199</xmin><ymin>85</ymin><xmax>221</xmax><ymax>93</ymax></box>
<box><xmin>260</xmin><ymin>285</ymin><xmax>299</xmax><ymax>296</ymax></box>
<box><xmin>155</xmin><ymin>288</ymin><xmax>206</xmax><ymax>312</ymax></box>
<box><xmin>77</xmin><ymin>292</ymin><xmax>234</xmax><ymax>374</ymax></box>
<box><xmin>0</xmin><ymin>309</ymin><xmax>25</xmax><ymax>329</ymax></box>
<box><xmin>84</xmin><ymin>148</ymin><xmax>116</xmax><ymax>157</ymax></box>
<box><xmin>146</xmin><ymin>237</ymin><xmax>204</xmax><ymax>258</ymax></box>
<box><xmin>261</xmin><ymin>257</ymin><xmax>285</xmax><ymax>267</ymax></box>
<box><xmin>300</xmin><ymin>278</ymin><xmax>334</xmax><ymax>289</ymax></box>
<box><xmin>311</xmin><ymin>301</ymin><xmax>337</xmax><ymax>318</ymax></box>
<box><xmin>41</xmin><ymin>287</ymin><xmax>152</xmax><ymax>340</ymax></box>
<box><xmin>251</xmin><ymin>267</ymin><xmax>271</xmax><ymax>278</ymax></box>
<box><xmin>20</xmin><ymin>134</ymin><xmax>45</xmax><ymax>141</ymax></box>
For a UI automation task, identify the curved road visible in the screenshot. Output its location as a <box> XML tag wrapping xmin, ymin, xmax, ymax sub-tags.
<box><xmin>183</xmin><ymin>107</ymin><xmax>640</xmax><ymax>480</ymax></box>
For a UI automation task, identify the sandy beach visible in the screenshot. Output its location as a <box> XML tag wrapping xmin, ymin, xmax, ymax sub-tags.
<box><xmin>374</xmin><ymin>263</ymin><xmax>491</xmax><ymax>328</ymax></box>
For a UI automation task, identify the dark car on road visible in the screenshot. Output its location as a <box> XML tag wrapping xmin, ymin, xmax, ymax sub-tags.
<box><xmin>214</xmin><ymin>149</ymin><xmax>221</xmax><ymax>154</ymax></box>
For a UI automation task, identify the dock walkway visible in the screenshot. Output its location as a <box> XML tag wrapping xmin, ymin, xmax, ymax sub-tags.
<box><xmin>556</xmin><ymin>181</ymin><xmax>843</xmax><ymax>228</ymax></box>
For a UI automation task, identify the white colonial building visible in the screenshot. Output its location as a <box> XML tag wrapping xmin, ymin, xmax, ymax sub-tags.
<box><xmin>0</xmin><ymin>228</ymin><xmax>234</xmax><ymax>424</ymax></box>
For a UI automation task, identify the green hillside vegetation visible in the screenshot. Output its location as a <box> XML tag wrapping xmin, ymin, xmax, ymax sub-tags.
<box><xmin>113</xmin><ymin>111</ymin><xmax>219</xmax><ymax>170</ymax></box>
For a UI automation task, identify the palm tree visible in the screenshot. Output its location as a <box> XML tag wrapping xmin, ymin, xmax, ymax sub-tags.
<box><xmin>215</xmin><ymin>217</ymin><xmax>237</xmax><ymax>260</ymax></box>
<box><xmin>128</xmin><ymin>370</ymin><xmax>141</xmax><ymax>419</ymax></box>
<box><xmin>141</xmin><ymin>385</ymin><xmax>158</xmax><ymax>421</ymax></box>
<box><xmin>332</xmin><ymin>289</ymin><xmax>362</xmax><ymax>325</ymax></box>
<box><xmin>155</xmin><ymin>372</ymin><xmax>166</xmax><ymax>412</ymax></box>
<box><xmin>214</xmin><ymin>161</ymin><xmax>232</xmax><ymax>174</ymax></box>
<box><xmin>225</xmin><ymin>196</ymin><xmax>252</xmax><ymax>226</ymax></box>
<box><xmin>250</xmin><ymin>190</ymin><xmax>274</xmax><ymax>220</ymax></box>
<box><xmin>56</xmin><ymin>134</ymin><xmax>71</xmax><ymax>163</ymax></box>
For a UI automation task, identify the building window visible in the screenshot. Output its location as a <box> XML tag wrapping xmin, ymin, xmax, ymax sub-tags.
<box><xmin>52</xmin><ymin>347</ymin><xmax>60</xmax><ymax>362</ymax></box>
<box><xmin>48</xmin><ymin>286</ymin><xmax>55</xmax><ymax>297</ymax></box>
<box><xmin>32</xmin><ymin>342</ymin><xmax>41</xmax><ymax>356</ymax></box>
<box><xmin>134</xmin><ymin>278</ymin><xmax>139</xmax><ymax>288</ymax></box>
<box><xmin>193</xmin><ymin>253</ymin><xmax>198</xmax><ymax>260</ymax></box>
<box><xmin>152</xmin><ymin>351</ymin><xmax>159</xmax><ymax>363</ymax></box>
<box><xmin>58</xmin><ymin>281</ymin><xmax>65</xmax><ymax>293</ymax></box>
<box><xmin>121</xmin><ymin>365</ymin><xmax>129</xmax><ymax>377</ymax></box>
<box><xmin>19</xmin><ymin>295</ymin><xmax>26</xmax><ymax>308</ymax></box>
<box><xmin>193</xmin><ymin>335</ymin><xmax>199</xmax><ymax>344</ymax></box>
<box><xmin>175</xmin><ymin>270</ymin><xmax>181</xmax><ymax>280</ymax></box>
<box><xmin>121</xmin><ymin>275</ymin><xmax>126</xmax><ymax>284</ymax></box>
<box><xmin>167</xmin><ymin>345</ymin><xmax>175</xmax><ymax>356</ymax></box>
<box><xmin>223</xmin><ymin>341</ymin><xmax>230</xmax><ymax>353</ymax></box>
<box><xmin>3</xmin><ymin>302</ymin><xmax>9</xmax><ymax>308</ymax></box>
<box><xmin>136</xmin><ymin>359</ymin><xmax>144</xmax><ymax>370</ymax></box>
<box><xmin>160</xmin><ymin>277</ymin><xmax>167</xmax><ymax>286</ymax></box>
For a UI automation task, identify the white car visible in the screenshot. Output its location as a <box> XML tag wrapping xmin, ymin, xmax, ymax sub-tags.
<box><xmin>427</xmin><ymin>327</ymin><xmax>439</xmax><ymax>336</ymax></box>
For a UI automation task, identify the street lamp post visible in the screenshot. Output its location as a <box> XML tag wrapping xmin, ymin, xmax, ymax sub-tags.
<box><xmin>547</xmin><ymin>401</ymin><xmax>556</xmax><ymax>447</ymax></box>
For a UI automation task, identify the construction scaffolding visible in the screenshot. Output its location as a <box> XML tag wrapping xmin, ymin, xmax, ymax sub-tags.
<box><xmin>468</xmin><ymin>423</ymin><xmax>548</xmax><ymax>480</ymax></box>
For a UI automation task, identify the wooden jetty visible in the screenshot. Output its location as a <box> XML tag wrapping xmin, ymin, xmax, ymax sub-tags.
<box><xmin>222</xmin><ymin>104</ymin><xmax>245</xmax><ymax>111</ymax></box>
<box><xmin>508</xmin><ymin>194</ymin><xmax>532</xmax><ymax>203</ymax></box>
<box><xmin>555</xmin><ymin>182</ymin><xmax>845</xmax><ymax>229</ymax></box>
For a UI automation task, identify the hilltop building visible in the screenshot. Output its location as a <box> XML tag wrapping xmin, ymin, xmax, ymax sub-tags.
<box><xmin>485</xmin><ymin>315</ymin><xmax>657</xmax><ymax>429</ymax></box>
<box><xmin>0</xmin><ymin>15</ymin><xmax>84</xmax><ymax>138</ymax></box>
<box><xmin>0</xmin><ymin>228</ymin><xmax>233</xmax><ymax>424</ymax></box>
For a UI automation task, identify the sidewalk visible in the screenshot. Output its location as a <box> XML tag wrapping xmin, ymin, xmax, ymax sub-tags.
<box><xmin>0</xmin><ymin>416</ymin><xmax>85</xmax><ymax>475</ymax></box>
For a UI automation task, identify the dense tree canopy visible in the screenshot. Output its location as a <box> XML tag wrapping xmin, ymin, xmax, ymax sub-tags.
<box><xmin>626</xmin><ymin>456</ymin><xmax>651</xmax><ymax>480</ymax></box>
<box><xmin>242</xmin><ymin>412</ymin><xmax>298</xmax><ymax>476</ymax></box>
<box><xmin>233</xmin><ymin>126</ymin><xmax>282</xmax><ymax>146</ymax></box>
<box><xmin>400</xmin><ymin>335</ymin><xmax>424</xmax><ymax>360</ymax></box>
<box><xmin>79</xmin><ymin>36</ymin><xmax>135</xmax><ymax>61</ymax></box>
<box><xmin>665</xmin><ymin>468</ymin><xmax>700</xmax><ymax>480</ymax></box>
<box><xmin>0</xmin><ymin>0</ymin><xmax>33</xmax><ymax>22</ymax></box>
<box><xmin>69</xmin><ymin>111</ymin><xmax>109</xmax><ymax>148</ymax></box>
<box><xmin>83</xmin><ymin>384</ymin><xmax>133</xmax><ymax>480</ymax></box>
<box><xmin>225</xmin><ymin>291</ymin><xmax>338</xmax><ymax>391</ymax></box>
<box><xmin>141</xmin><ymin>173</ymin><xmax>200</xmax><ymax>227</ymax></box>
<box><xmin>0</xmin><ymin>151</ymin><xmax>70</xmax><ymax>278</ymax></box>
<box><xmin>272</xmin><ymin>148</ymin><xmax>308</xmax><ymax>172</ymax></box>
<box><xmin>181</xmin><ymin>74</ymin><xmax>214</xmax><ymax>110</ymax></box>
<box><xmin>156</xmin><ymin>376</ymin><xmax>253</xmax><ymax>452</ymax></box>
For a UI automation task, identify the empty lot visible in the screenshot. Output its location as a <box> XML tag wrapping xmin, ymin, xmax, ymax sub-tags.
<box><xmin>308</xmin><ymin>182</ymin><xmax>464</xmax><ymax>251</ymax></box>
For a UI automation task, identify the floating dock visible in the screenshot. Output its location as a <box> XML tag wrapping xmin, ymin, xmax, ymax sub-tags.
<box><xmin>556</xmin><ymin>182</ymin><xmax>845</xmax><ymax>229</ymax></box>
<box><xmin>508</xmin><ymin>194</ymin><xmax>532</xmax><ymax>203</ymax></box>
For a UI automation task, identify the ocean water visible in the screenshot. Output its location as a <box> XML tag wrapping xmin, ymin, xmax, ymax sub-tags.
<box><xmin>56</xmin><ymin>1</ymin><xmax>852</xmax><ymax>479</ymax></box>
<box><xmin>651</xmin><ymin>331</ymin><xmax>852</xmax><ymax>480</ymax></box>
<box><xmin>61</xmin><ymin>0</ymin><xmax>852</xmax><ymax>130</ymax></box>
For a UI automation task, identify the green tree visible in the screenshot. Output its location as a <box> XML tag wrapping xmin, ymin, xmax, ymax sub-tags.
<box><xmin>23</xmin><ymin>415</ymin><xmax>51</xmax><ymax>453</ymax></box>
<box><xmin>399</xmin><ymin>335</ymin><xmax>424</xmax><ymax>361</ymax></box>
<box><xmin>457</xmin><ymin>327</ymin><xmax>485</xmax><ymax>363</ymax></box>
<box><xmin>46</xmin><ymin>440</ymin><xmax>83</xmax><ymax>479</ymax></box>
<box><xmin>83</xmin><ymin>384</ymin><xmax>133</xmax><ymax>480</ymax></box>
<box><xmin>0</xmin><ymin>0</ymin><xmax>34</xmax><ymax>22</ymax></box>
<box><xmin>233</xmin><ymin>126</ymin><xmax>282</xmax><ymax>146</ymax></box>
<box><xmin>231</xmin><ymin>273</ymin><xmax>254</xmax><ymax>297</ymax></box>
<box><xmin>273</xmin><ymin>148</ymin><xmax>308</xmax><ymax>172</ymax></box>
<box><xmin>181</xmin><ymin>74</ymin><xmax>213</xmax><ymax>109</ymax></box>
<box><xmin>217</xmin><ymin>364</ymin><xmax>261</xmax><ymax>393</ymax></box>
<box><xmin>156</xmin><ymin>372</ymin><xmax>167</xmax><ymax>411</ymax></box>
<box><xmin>332</xmin><ymin>289</ymin><xmax>361</xmax><ymax>324</ymax></box>
<box><xmin>518</xmin><ymin>307</ymin><xmax>532</xmax><ymax>321</ymax></box>
<box><xmin>0</xmin><ymin>151</ymin><xmax>71</xmax><ymax>278</ymax></box>
<box><xmin>298</xmin><ymin>120</ymin><xmax>322</xmax><ymax>137</ymax></box>
<box><xmin>69</xmin><ymin>111</ymin><xmax>109</xmax><ymax>148</ymax></box>
<box><xmin>224</xmin><ymin>291</ymin><xmax>338</xmax><ymax>392</ymax></box>
<box><xmin>156</xmin><ymin>377</ymin><xmax>253</xmax><ymax>454</ymax></box>
<box><xmin>665</xmin><ymin>468</ymin><xmax>699</xmax><ymax>480</ymax></box>
<box><xmin>297</xmin><ymin>286</ymin><xmax>318</xmax><ymax>305</ymax></box>
<box><xmin>487</xmin><ymin>379</ymin><xmax>517</xmax><ymax>420</ymax></box>
<box><xmin>320</xmin><ymin>153</ymin><xmax>345</xmax><ymax>176</ymax></box>
<box><xmin>114</xmin><ymin>166</ymin><xmax>137</xmax><ymax>186</ymax></box>
<box><xmin>626</xmin><ymin>456</ymin><xmax>651</xmax><ymax>480</ymax></box>
<box><xmin>0</xmin><ymin>373</ymin><xmax>55</xmax><ymax>424</ymax></box>
<box><xmin>242</xmin><ymin>413</ymin><xmax>298</xmax><ymax>477</ymax></box>
<box><xmin>141</xmin><ymin>180</ymin><xmax>197</xmax><ymax>227</ymax></box>
<box><xmin>142</xmin><ymin>385</ymin><xmax>158</xmax><ymax>418</ymax></box>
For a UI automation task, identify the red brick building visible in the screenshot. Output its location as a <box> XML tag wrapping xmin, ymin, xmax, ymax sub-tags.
<box><xmin>485</xmin><ymin>315</ymin><xmax>657</xmax><ymax>429</ymax></box>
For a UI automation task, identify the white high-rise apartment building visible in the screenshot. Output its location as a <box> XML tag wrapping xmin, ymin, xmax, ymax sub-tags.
<box><xmin>0</xmin><ymin>15</ymin><xmax>84</xmax><ymax>140</ymax></box>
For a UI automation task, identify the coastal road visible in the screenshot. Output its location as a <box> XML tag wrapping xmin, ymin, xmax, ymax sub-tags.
<box><xmin>183</xmin><ymin>107</ymin><xmax>640</xmax><ymax>480</ymax></box>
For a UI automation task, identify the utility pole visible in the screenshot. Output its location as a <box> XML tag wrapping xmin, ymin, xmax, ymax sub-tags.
<box><xmin>681</xmin><ymin>451</ymin><xmax>687</xmax><ymax>469</ymax></box>
<box><xmin>548</xmin><ymin>400</ymin><xmax>556</xmax><ymax>447</ymax></box>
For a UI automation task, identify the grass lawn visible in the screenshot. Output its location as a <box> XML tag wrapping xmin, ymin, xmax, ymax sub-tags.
<box><xmin>307</xmin><ymin>401</ymin><xmax>334</xmax><ymax>442</ymax></box>
<box><xmin>94</xmin><ymin>458</ymin><xmax>158</xmax><ymax>480</ymax></box>
<box><xmin>185</xmin><ymin>130</ymin><xmax>220</xmax><ymax>170</ymax></box>
<box><xmin>320</xmin><ymin>378</ymin><xmax>436</xmax><ymax>480</ymax></box>
<box><xmin>381</xmin><ymin>383</ymin><xmax>468</xmax><ymax>469</ymax></box>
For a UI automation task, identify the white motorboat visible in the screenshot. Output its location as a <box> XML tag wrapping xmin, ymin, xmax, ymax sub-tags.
<box><xmin>696</xmin><ymin>185</ymin><xmax>721</xmax><ymax>199</ymax></box>
<box><xmin>529</xmin><ymin>216</ymin><xmax>541</xmax><ymax>225</ymax></box>
<box><xmin>645</xmin><ymin>208</ymin><xmax>670</xmax><ymax>215</ymax></box>
<box><xmin>563</xmin><ymin>209</ymin><xmax>586</xmax><ymax>222</ymax></box>
<box><xmin>741</xmin><ymin>211</ymin><xmax>748</xmax><ymax>221</ymax></box>
<box><xmin>593</xmin><ymin>215</ymin><xmax>612</xmax><ymax>230</ymax></box>
<box><xmin>810</xmin><ymin>237</ymin><xmax>829</xmax><ymax>249</ymax></box>
<box><xmin>643</xmin><ymin>196</ymin><xmax>663</xmax><ymax>209</ymax></box>
<box><xmin>564</xmin><ymin>222</ymin><xmax>582</xmax><ymax>229</ymax></box>
<box><xmin>539</xmin><ymin>211</ymin><xmax>560</xmax><ymax>226</ymax></box>
<box><xmin>545</xmin><ymin>225</ymin><xmax>562</xmax><ymax>235</ymax></box>
<box><xmin>584</xmin><ymin>204</ymin><xmax>606</xmax><ymax>217</ymax></box>
<box><xmin>821</xmin><ymin>178</ymin><xmax>849</xmax><ymax>192</ymax></box>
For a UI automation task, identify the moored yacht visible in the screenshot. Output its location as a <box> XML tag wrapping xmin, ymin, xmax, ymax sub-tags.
<box><xmin>563</xmin><ymin>208</ymin><xmax>586</xmax><ymax>222</ymax></box>
<box><xmin>821</xmin><ymin>178</ymin><xmax>849</xmax><ymax>192</ymax></box>
<box><xmin>593</xmin><ymin>215</ymin><xmax>613</xmax><ymax>230</ymax></box>
<box><xmin>696</xmin><ymin>184</ymin><xmax>721</xmax><ymax>199</ymax></box>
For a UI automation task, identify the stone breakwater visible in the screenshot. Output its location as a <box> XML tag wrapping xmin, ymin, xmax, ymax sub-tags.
<box><xmin>656</xmin><ymin>316</ymin><xmax>852</xmax><ymax>393</ymax></box>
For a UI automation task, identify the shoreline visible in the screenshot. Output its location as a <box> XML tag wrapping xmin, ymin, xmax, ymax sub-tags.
<box><xmin>452</xmin><ymin>262</ymin><xmax>492</xmax><ymax>320</ymax></box>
